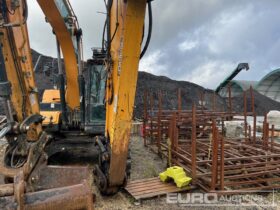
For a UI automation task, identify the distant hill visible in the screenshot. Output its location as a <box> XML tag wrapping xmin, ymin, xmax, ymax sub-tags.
<box><xmin>31</xmin><ymin>49</ymin><xmax>227</xmax><ymax>118</ymax></box>
<box><xmin>29</xmin><ymin>50</ymin><xmax>280</xmax><ymax>118</ymax></box>
<box><xmin>135</xmin><ymin>71</ymin><xmax>227</xmax><ymax>118</ymax></box>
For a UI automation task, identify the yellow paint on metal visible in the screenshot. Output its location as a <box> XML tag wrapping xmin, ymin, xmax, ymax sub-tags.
<box><xmin>0</xmin><ymin>30</ymin><xmax>24</xmax><ymax>121</ymax></box>
<box><xmin>42</xmin><ymin>89</ymin><xmax>60</xmax><ymax>103</ymax></box>
<box><xmin>106</xmin><ymin>0</ymin><xmax>147</xmax><ymax>186</ymax></box>
<box><xmin>41</xmin><ymin>111</ymin><xmax>61</xmax><ymax>125</ymax></box>
<box><xmin>0</xmin><ymin>0</ymin><xmax>42</xmax><ymax>140</ymax></box>
<box><xmin>40</xmin><ymin>90</ymin><xmax>61</xmax><ymax>126</ymax></box>
<box><xmin>37</xmin><ymin>0</ymin><xmax>80</xmax><ymax>110</ymax></box>
<box><xmin>159</xmin><ymin>166</ymin><xmax>192</xmax><ymax>188</ymax></box>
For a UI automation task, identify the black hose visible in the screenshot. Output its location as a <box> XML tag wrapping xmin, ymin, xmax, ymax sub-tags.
<box><xmin>23</xmin><ymin>0</ymin><xmax>28</xmax><ymax>22</ymax></box>
<box><xmin>140</xmin><ymin>1</ymin><xmax>153</xmax><ymax>59</ymax></box>
<box><xmin>102</xmin><ymin>20</ymin><xmax>107</xmax><ymax>51</ymax></box>
<box><xmin>110</xmin><ymin>0</ymin><xmax>119</xmax><ymax>43</ymax></box>
<box><xmin>106</xmin><ymin>0</ymin><xmax>113</xmax><ymax>57</ymax></box>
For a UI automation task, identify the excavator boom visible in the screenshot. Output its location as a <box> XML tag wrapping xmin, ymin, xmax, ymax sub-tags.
<box><xmin>106</xmin><ymin>0</ymin><xmax>147</xmax><ymax>187</ymax></box>
<box><xmin>37</xmin><ymin>0</ymin><xmax>80</xmax><ymax>111</ymax></box>
<box><xmin>0</xmin><ymin>0</ymin><xmax>151</xmax><ymax>207</ymax></box>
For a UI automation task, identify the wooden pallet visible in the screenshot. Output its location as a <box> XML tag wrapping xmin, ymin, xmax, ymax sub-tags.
<box><xmin>125</xmin><ymin>177</ymin><xmax>193</xmax><ymax>200</ymax></box>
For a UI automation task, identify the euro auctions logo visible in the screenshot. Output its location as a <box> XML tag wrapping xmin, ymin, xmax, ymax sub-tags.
<box><xmin>166</xmin><ymin>191</ymin><xmax>276</xmax><ymax>207</ymax></box>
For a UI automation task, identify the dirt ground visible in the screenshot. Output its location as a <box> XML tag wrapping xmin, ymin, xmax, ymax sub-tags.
<box><xmin>93</xmin><ymin>136</ymin><xmax>280</xmax><ymax>210</ymax></box>
<box><xmin>1</xmin><ymin>136</ymin><xmax>280</xmax><ymax>209</ymax></box>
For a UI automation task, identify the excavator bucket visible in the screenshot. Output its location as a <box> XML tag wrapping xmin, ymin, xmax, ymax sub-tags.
<box><xmin>0</xmin><ymin>167</ymin><xmax>94</xmax><ymax>210</ymax></box>
<box><xmin>0</xmin><ymin>182</ymin><xmax>93</xmax><ymax>210</ymax></box>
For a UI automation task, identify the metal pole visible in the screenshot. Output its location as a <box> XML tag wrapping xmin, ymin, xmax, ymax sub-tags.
<box><xmin>263</xmin><ymin>113</ymin><xmax>267</xmax><ymax>150</ymax></box>
<box><xmin>211</xmin><ymin>121</ymin><xmax>218</xmax><ymax>191</ymax></box>
<box><xmin>253</xmin><ymin>113</ymin><xmax>257</xmax><ymax>144</ymax></box>
<box><xmin>271</xmin><ymin>124</ymin><xmax>275</xmax><ymax>152</ymax></box>
<box><xmin>143</xmin><ymin>90</ymin><xmax>147</xmax><ymax>146</ymax></box>
<box><xmin>149</xmin><ymin>92</ymin><xmax>154</xmax><ymax>142</ymax></box>
<box><xmin>191</xmin><ymin>103</ymin><xmax>197</xmax><ymax>182</ymax></box>
<box><xmin>157</xmin><ymin>91</ymin><xmax>162</xmax><ymax>155</ymax></box>
<box><xmin>220</xmin><ymin>136</ymin><xmax>225</xmax><ymax>190</ymax></box>
<box><xmin>244</xmin><ymin>91</ymin><xmax>247</xmax><ymax>139</ymax></box>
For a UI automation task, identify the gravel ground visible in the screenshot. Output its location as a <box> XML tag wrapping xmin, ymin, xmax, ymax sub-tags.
<box><xmin>0</xmin><ymin>136</ymin><xmax>280</xmax><ymax>209</ymax></box>
<box><xmin>92</xmin><ymin>136</ymin><xmax>280</xmax><ymax>210</ymax></box>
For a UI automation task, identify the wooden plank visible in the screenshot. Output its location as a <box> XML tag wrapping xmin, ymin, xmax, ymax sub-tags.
<box><xmin>134</xmin><ymin>187</ymin><xmax>189</xmax><ymax>200</ymax></box>
<box><xmin>125</xmin><ymin>177</ymin><xmax>194</xmax><ymax>200</ymax></box>
<box><xmin>129</xmin><ymin>185</ymin><xmax>180</xmax><ymax>195</ymax></box>
<box><xmin>126</xmin><ymin>180</ymin><xmax>164</xmax><ymax>189</ymax></box>
<box><xmin>127</xmin><ymin>177</ymin><xmax>160</xmax><ymax>185</ymax></box>
<box><xmin>126</xmin><ymin>180</ymin><xmax>179</xmax><ymax>191</ymax></box>
<box><xmin>131</xmin><ymin>186</ymin><xmax>188</xmax><ymax>196</ymax></box>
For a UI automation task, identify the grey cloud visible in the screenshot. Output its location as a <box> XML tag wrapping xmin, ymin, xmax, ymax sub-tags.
<box><xmin>27</xmin><ymin>0</ymin><xmax>280</xmax><ymax>89</ymax></box>
<box><xmin>27</xmin><ymin>0</ymin><xmax>106</xmax><ymax>58</ymax></box>
<box><xmin>142</xmin><ymin>0</ymin><xmax>280</xmax><ymax>88</ymax></box>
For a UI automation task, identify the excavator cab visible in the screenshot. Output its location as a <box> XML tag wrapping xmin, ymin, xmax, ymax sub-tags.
<box><xmin>84</xmin><ymin>48</ymin><xmax>107</xmax><ymax>134</ymax></box>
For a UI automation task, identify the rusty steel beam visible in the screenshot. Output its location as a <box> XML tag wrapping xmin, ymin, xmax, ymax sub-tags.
<box><xmin>157</xmin><ymin>91</ymin><xmax>162</xmax><ymax>155</ymax></box>
<box><xmin>143</xmin><ymin>90</ymin><xmax>148</xmax><ymax>146</ymax></box>
<box><xmin>219</xmin><ymin>136</ymin><xmax>225</xmax><ymax>191</ymax></box>
<box><xmin>210</xmin><ymin>122</ymin><xmax>218</xmax><ymax>191</ymax></box>
<box><xmin>244</xmin><ymin>91</ymin><xmax>248</xmax><ymax>139</ymax></box>
<box><xmin>271</xmin><ymin>124</ymin><xmax>275</xmax><ymax>151</ymax></box>
<box><xmin>143</xmin><ymin>87</ymin><xmax>280</xmax><ymax>195</ymax></box>
<box><xmin>191</xmin><ymin>104</ymin><xmax>197</xmax><ymax>182</ymax></box>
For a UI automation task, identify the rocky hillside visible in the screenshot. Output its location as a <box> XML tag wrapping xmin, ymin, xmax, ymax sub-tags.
<box><xmin>31</xmin><ymin>50</ymin><xmax>228</xmax><ymax>118</ymax></box>
<box><xmin>135</xmin><ymin>71</ymin><xmax>227</xmax><ymax>117</ymax></box>
<box><xmin>28</xmin><ymin>50</ymin><xmax>280</xmax><ymax>118</ymax></box>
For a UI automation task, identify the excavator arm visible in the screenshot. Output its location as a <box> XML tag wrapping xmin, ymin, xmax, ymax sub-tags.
<box><xmin>107</xmin><ymin>0</ymin><xmax>147</xmax><ymax>186</ymax></box>
<box><xmin>0</xmin><ymin>0</ymin><xmax>42</xmax><ymax>141</ymax></box>
<box><xmin>93</xmin><ymin>0</ymin><xmax>148</xmax><ymax>193</ymax></box>
<box><xmin>37</xmin><ymin>0</ymin><xmax>83</xmax><ymax>127</ymax></box>
<box><xmin>36</xmin><ymin>0</ymin><xmax>80</xmax><ymax>110</ymax></box>
<box><xmin>0</xmin><ymin>1</ymin><xmax>93</xmax><ymax>209</ymax></box>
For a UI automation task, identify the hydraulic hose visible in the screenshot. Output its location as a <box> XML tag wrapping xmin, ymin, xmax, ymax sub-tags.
<box><xmin>140</xmin><ymin>1</ymin><xmax>153</xmax><ymax>59</ymax></box>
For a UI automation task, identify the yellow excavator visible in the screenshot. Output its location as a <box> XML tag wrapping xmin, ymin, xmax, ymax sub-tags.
<box><xmin>0</xmin><ymin>0</ymin><xmax>153</xmax><ymax>209</ymax></box>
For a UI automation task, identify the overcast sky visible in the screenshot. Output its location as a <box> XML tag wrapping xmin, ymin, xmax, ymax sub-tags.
<box><xmin>27</xmin><ymin>0</ymin><xmax>280</xmax><ymax>89</ymax></box>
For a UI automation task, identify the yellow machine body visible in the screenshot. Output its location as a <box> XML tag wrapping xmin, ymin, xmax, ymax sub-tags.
<box><xmin>105</xmin><ymin>0</ymin><xmax>147</xmax><ymax>187</ymax></box>
<box><xmin>0</xmin><ymin>0</ymin><xmax>150</xmax><ymax>207</ymax></box>
<box><xmin>40</xmin><ymin>89</ymin><xmax>61</xmax><ymax>127</ymax></box>
<box><xmin>42</xmin><ymin>89</ymin><xmax>61</xmax><ymax>103</ymax></box>
<box><xmin>0</xmin><ymin>0</ymin><xmax>42</xmax><ymax>140</ymax></box>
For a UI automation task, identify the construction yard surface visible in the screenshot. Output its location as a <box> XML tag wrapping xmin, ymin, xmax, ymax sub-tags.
<box><xmin>2</xmin><ymin>50</ymin><xmax>280</xmax><ymax>208</ymax></box>
<box><xmin>1</xmin><ymin>136</ymin><xmax>279</xmax><ymax>209</ymax></box>
<box><xmin>93</xmin><ymin>136</ymin><xmax>280</xmax><ymax>210</ymax></box>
